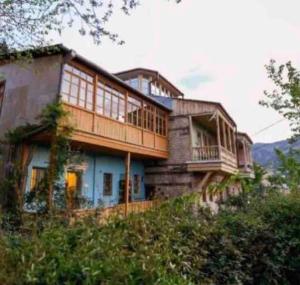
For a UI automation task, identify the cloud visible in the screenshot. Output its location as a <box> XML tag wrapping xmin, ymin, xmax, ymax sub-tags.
<box><xmin>179</xmin><ymin>73</ymin><xmax>213</xmax><ymax>90</ymax></box>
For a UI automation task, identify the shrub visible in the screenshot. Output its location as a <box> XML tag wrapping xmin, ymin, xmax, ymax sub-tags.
<box><xmin>0</xmin><ymin>192</ymin><xmax>299</xmax><ymax>285</ymax></box>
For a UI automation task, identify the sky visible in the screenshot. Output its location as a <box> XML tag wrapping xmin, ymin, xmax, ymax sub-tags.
<box><xmin>53</xmin><ymin>0</ymin><xmax>300</xmax><ymax>143</ymax></box>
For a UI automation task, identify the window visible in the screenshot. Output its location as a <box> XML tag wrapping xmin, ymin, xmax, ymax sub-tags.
<box><xmin>103</xmin><ymin>173</ymin><xmax>113</xmax><ymax>196</ymax></box>
<box><xmin>0</xmin><ymin>81</ymin><xmax>5</xmax><ymax>117</ymax></box>
<box><xmin>61</xmin><ymin>64</ymin><xmax>94</xmax><ymax>110</ymax></box>
<box><xmin>97</xmin><ymin>82</ymin><xmax>125</xmax><ymax>122</ymax></box>
<box><xmin>143</xmin><ymin>103</ymin><xmax>155</xmax><ymax>131</ymax></box>
<box><xmin>133</xmin><ymin>175</ymin><xmax>141</xmax><ymax>195</ymax></box>
<box><xmin>150</xmin><ymin>82</ymin><xmax>160</xmax><ymax>96</ymax></box>
<box><xmin>126</xmin><ymin>78</ymin><xmax>139</xmax><ymax>90</ymax></box>
<box><xmin>30</xmin><ymin>167</ymin><xmax>47</xmax><ymax>192</ymax></box>
<box><xmin>141</xmin><ymin>78</ymin><xmax>149</xmax><ymax>94</ymax></box>
<box><xmin>127</xmin><ymin>95</ymin><xmax>142</xmax><ymax>127</ymax></box>
<box><xmin>156</xmin><ymin>110</ymin><xmax>167</xmax><ymax>136</ymax></box>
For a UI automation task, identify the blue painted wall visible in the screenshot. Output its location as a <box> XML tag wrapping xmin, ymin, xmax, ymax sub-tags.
<box><xmin>26</xmin><ymin>146</ymin><xmax>146</xmax><ymax>208</ymax></box>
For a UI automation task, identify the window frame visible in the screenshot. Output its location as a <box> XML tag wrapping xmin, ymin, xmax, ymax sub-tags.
<box><xmin>133</xmin><ymin>174</ymin><xmax>141</xmax><ymax>195</ymax></box>
<box><xmin>103</xmin><ymin>173</ymin><xmax>113</xmax><ymax>196</ymax></box>
<box><xmin>30</xmin><ymin>167</ymin><xmax>47</xmax><ymax>192</ymax></box>
<box><xmin>61</xmin><ymin>64</ymin><xmax>94</xmax><ymax>111</ymax></box>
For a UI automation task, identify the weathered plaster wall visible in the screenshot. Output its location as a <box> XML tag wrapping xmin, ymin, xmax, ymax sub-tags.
<box><xmin>0</xmin><ymin>55</ymin><xmax>63</xmax><ymax>138</ymax></box>
<box><xmin>25</xmin><ymin>146</ymin><xmax>146</xmax><ymax>208</ymax></box>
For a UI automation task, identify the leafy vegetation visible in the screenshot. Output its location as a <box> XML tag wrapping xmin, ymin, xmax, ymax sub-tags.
<box><xmin>260</xmin><ymin>60</ymin><xmax>300</xmax><ymax>141</ymax></box>
<box><xmin>0</xmin><ymin>0</ymin><xmax>182</xmax><ymax>51</ymax></box>
<box><xmin>0</xmin><ymin>190</ymin><xmax>299</xmax><ymax>285</ymax></box>
<box><xmin>0</xmin><ymin>101</ymin><xmax>74</xmax><ymax>228</ymax></box>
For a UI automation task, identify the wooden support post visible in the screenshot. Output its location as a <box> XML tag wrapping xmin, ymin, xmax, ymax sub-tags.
<box><xmin>233</xmin><ymin>129</ymin><xmax>237</xmax><ymax>155</ymax></box>
<box><xmin>222</xmin><ymin>120</ymin><xmax>227</xmax><ymax>150</ymax></box>
<box><xmin>92</xmin><ymin>74</ymin><xmax>98</xmax><ymax>133</ymax></box>
<box><xmin>227</xmin><ymin>125</ymin><xmax>232</xmax><ymax>153</ymax></box>
<box><xmin>124</xmin><ymin>152</ymin><xmax>131</xmax><ymax>217</ymax></box>
<box><xmin>216</xmin><ymin>114</ymin><xmax>221</xmax><ymax>159</ymax></box>
<box><xmin>242</xmin><ymin>141</ymin><xmax>247</xmax><ymax>170</ymax></box>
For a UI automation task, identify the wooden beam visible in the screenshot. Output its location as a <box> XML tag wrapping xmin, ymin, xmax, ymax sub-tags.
<box><xmin>124</xmin><ymin>152</ymin><xmax>131</xmax><ymax>216</ymax></box>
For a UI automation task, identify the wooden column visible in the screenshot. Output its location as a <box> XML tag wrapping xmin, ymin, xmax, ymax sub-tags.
<box><xmin>232</xmin><ymin>129</ymin><xmax>237</xmax><ymax>155</ymax></box>
<box><xmin>227</xmin><ymin>125</ymin><xmax>232</xmax><ymax>152</ymax></box>
<box><xmin>92</xmin><ymin>74</ymin><xmax>98</xmax><ymax>133</ymax></box>
<box><xmin>124</xmin><ymin>152</ymin><xmax>131</xmax><ymax>216</ymax></box>
<box><xmin>242</xmin><ymin>141</ymin><xmax>247</xmax><ymax>170</ymax></box>
<box><xmin>222</xmin><ymin>120</ymin><xmax>227</xmax><ymax>150</ymax></box>
<box><xmin>216</xmin><ymin>114</ymin><xmax>221</xmax><ymax>159</ymax></box>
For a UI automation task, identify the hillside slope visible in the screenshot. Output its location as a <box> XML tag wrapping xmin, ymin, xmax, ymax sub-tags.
<box><xmin>253</xmin><ymin>139</ymin><xmax>300</xmax><ymax>168</ymax></box>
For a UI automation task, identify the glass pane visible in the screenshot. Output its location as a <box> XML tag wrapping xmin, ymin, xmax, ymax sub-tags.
<box><xmin>70</xmin><ymin>84</ymin><xmax>79</xmax><ymax>98</ymax></box>
<box><xmin>79</xmin><ymin>88</ymin><xmax>86</xmax><ymax>100</ymax></box>
<box><xmin>64</xmin><ymin>72</ymin><xmax>71</xmax><ymax>82</ymax></box>
<box><xmin>73</xmin><ymin>67</ymin><xmax>80</xmax><ymax>76</ymax></box>
<box><xmin>87</xmin><ymin>75</ymin><xmax>93</xmax><ymax>83</ymax></box>
<box><xmin>61</xmin><ymin>80</ymin><xmax>70</xmax><ymax>94</ymax></box>
<box><xmin>64</xmin><ymin>64</ymin><xmax>72</xmax><ymax>72</ymax></box>
<box><xmin>104</xmin><ymin>94</ymin><xmax>111</xmax><ymax>117</ymax></box>
<box><xmin>87</xmin><ymin>91</ymin><xmax>93</xmax><ymax>103</ymax></box>
<box><xmin>130</xmin><ymin>78</ymin><xmax>139</xmax><ymax>90</ymax></box>
<box><xmin>72</xmin><ymin>76</ymin><xmax>79</xmax><ymax>85</ymax></box>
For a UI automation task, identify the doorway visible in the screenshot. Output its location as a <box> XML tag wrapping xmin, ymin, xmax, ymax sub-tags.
<box><xmin>66</xmin><ymin>171</ymin><xmax>81</xmax><ymax>209</ymax></box>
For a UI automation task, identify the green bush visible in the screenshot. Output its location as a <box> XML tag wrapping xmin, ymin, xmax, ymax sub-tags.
<box><xmin>0</xmin><ymin>192</ymin><xmax>299</xmax><ymax>285</ymax></box>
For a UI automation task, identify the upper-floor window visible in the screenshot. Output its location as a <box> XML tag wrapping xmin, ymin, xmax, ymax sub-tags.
<box><xmin>96</xmin><ymin>82</ymin><xmax>125</xmax><ymax>122</ymax></box>
<box><xmin>143</xmin><ymin>103</ymin><xmax>155</xmax><ymax>132</ymax></box>
<box><xmin>150</xmin><ymin>82</ymin><xmax>160</xmax><ymax>96</ymax></box>
<box><xmin>141</xmin><ymin>78</ymin><xmax>149</xmax><ymax>95</ymax></box>
<box><xmin>61</xmin><ymin>64</ymin><xmax>94</xmax><ymax>111</ymax></box>
<box><xmin>0</xmin><ymin>81</ymin><xmax>5</xmax><ymax>117</ymax></box>
<box><xmin>127</xmin><ymin>95</ymin><xmax>142</xmax><ymax>127</ymax></box>
<box><xmin>126</xmin><ymin>78</ymin><xmax>139</xmax><ymax>91</ymax></box>
<box><xmin>156</xmin><ymin>110</ymin><xmax>167</xmax><ymax>136</ymax></box>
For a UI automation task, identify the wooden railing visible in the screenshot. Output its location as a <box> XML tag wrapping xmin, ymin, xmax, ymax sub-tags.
<box><xmin>192</xmin><ymin>145</ymin><xmax>238</xmax><ymax>167</ymax></box>
<box><xmin>71</xmin><ymin>200</ymin><xmax>158</xmax><ymax>224</ymax></box>
<box><xmin>63</xmin><ymin>104</ymin><xmax>168</xmax><ymax>157</ymax></box>
<box><xmin>192</xmin><ymin>145</ymin><xmax>220</xmax><ymax>161</ymax></box>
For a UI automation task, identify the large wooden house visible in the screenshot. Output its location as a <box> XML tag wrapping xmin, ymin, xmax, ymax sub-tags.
<box><xmin>0</xmin><ymin>45</ymin><xmax>253</xmax><ymax>212</ymax></box>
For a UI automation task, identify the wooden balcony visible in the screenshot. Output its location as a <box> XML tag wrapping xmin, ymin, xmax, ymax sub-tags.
<box><xmin>64</xmin><ymin>104</ymin><xmax>168</xmax><ymax>159</ymax></box>
<box><xmin>187</xmin><ymin>145</ymin><xmax>238</xmax><ymax>174</ymax></box>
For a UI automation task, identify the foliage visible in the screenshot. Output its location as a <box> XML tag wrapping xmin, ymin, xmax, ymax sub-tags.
<box><xmin>0</xmin><ymin>191</ymin><xmax>299</xmax><ymax>285</ymax></box>
<box><xmin>268</xmin><ymin>148</ymin><xmax>300</xmax><ymax>193</ymax></box>
<box><xmin>260</xmin><ymin>59</ymin><xmax>300</xmax><ymax>141</ymax></box>
<box><xmin>0</xmin><ymin>0</ymin><xmax>182</xmax><ymax>51</ymax></box>
<box><xmin>0</xmin><ymin>101</ymin><xmax>74</xmax><ymax>222</ymax></box>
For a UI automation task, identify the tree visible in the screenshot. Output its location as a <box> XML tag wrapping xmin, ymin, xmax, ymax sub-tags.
<box><xmin>268</xmin><ymin>148</ymin><xmax>300</xmax><ymax>193</ymax></box>
<box><xmin>260</xmin><ymin>59</ymin><xmax>300</xmax><ymax>141</ymax></box>
<box><xmin>0</xmin><ymin>0</ymin><xmax>181</xmax><ymax>51</ymax></box>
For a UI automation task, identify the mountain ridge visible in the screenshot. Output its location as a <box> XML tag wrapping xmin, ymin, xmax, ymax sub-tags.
<box><xmin>252</xmin><ymin>139</ymin><xmax>300</xmax><ymax>169</ymax></box>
